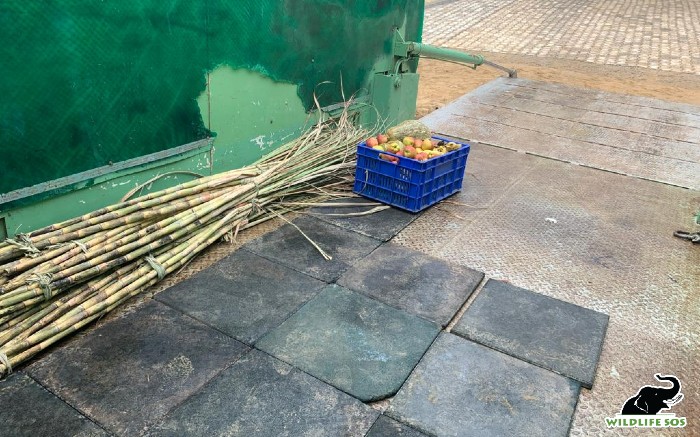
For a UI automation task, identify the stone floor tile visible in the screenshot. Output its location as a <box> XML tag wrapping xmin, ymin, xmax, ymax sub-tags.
<box><xmin>243</xmin><ymin>216</ymin><xmax>382</xmax><ymax>282</ymax></box>
<box><xmin>338</xmin><ymin>243</ymin><xmax>483</xmax><ymax>326</ymax></box>
<box><xmin>452</xmin><ymin>279</ymin><xmax>608</xmax><ymax>388</ymax></box>
<box><xmin>366</xmin><ymin>415</ymin><xmax>430</xmax><ymax>437</ymax></box>
<box><xmin>388</xmin><ymin>333</ymin><xmax>580</xmax><ymax>437</ymax></box>
<box><xmin>156</xmin><ymin>249</ymin><xmax>326</xmax><ymax>344</ymax></box>
<box><xmin>27</xmin><ymin>301</ymin><xmax>249</xmax><ymax>436</ymax></box>
<box><xmin>145</xmin><ymin>349</ymin><xmax>378</xmax><ymax>437</ymax></box>
<box><xmin>308</xmin><ymin>197</ymin><xmax>418</xmax><ymax>241</ymax></box>
<box><xmin>0</xmin><ymin>372</ymin><xmax>108</xmax><ymax>437</ymax></box>
<box><xmin>256</xmin><ymin>285</ymin><xmax>440</xmax><ymax>402</ymax></box>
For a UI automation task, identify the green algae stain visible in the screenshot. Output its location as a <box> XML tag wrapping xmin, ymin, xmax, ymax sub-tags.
<box><xmin>0</xmin><ymin>0</ymin><xmax>423</xmax><ymax>195</ymax></box>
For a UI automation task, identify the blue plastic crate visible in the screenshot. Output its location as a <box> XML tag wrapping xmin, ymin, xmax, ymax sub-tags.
<box><xmin>353</xmin><ymin>136</ymin><xmax>470</xmax><ymax>213</ymax></box>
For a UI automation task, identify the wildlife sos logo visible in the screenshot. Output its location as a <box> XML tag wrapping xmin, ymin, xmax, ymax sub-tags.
<box><xmin>606</xmin><ymin>374</ymin><xmax>687</xmax><ymax>428</ymax></box>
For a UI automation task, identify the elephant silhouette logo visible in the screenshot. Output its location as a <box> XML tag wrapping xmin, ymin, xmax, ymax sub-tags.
<box><xmin>620</xmin><ymin>374</ymin><xmax>684</xmax><ymax>415</ymax></box>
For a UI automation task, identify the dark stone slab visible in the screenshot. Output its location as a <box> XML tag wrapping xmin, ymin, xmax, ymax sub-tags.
<box><xmin>452</xmin><ymin>279</ymin><xmax>609</xmax><ymax>388</ymax></box>
<box><xmin>308</xmin><ymin>197</ymin><xmax>418</xmax><ymax>241</ymax></box>
<box><xmin>256</xmin><ymin>285</ymin><xmax>440</xmax><ymax>402</ymax></box>
<box><xmin>243</xmin><ymin>216</ymin><xmax>382</xmax><ymax>283</ymax></box>
<box><xmin>388</xmin><ymin>333</ymin><xmax>580</xmax><ymax>437</ymax></box>
<box><xmin>146</xmin><ymin>349</ymin><xmax>378</xmax><ymax>437</ymax></box>
<box><xmin>0</xmin><ymin>372</ymin><xmax>108</xmax><ymax>437</ymax></box>
<box><xmin>27</xmin><ymin>301</ymin><xmax>249</xmax><ymax>436</ymax></box>
<box><xmin>156</xmin><ymin>249</ymin><xmax>326</xmax><ymax>344</ymax></box>
<box><xmin>366</xmin><ymin>415</ymin><xmax>429</xmax><ymax>437</ymax></box>
<box><xmin>337</xmin><ymin>243</ymin><xmax>483</xmax><ymax>326</ymax></box>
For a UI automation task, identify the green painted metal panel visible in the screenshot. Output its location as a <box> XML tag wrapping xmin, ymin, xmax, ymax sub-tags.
<box><xmin>2</xmin><ymin>147</ymin><xmax>212</xmax><ymax>234</ymax></box>
<box><xmin>0</xmin><ymin>2</ymin><xmax>211</xmax><ymax>194</ymax></box>
<box><xmin>0</xmin><ymin>0</ymin><xmax>424</xmax><ymax>235</ymax></box>
<box><xmin>197</xmin><ymin>68</ymin><xmax>310</xmax><ymax>172</ymax></box>
<box><xmin>363</xmin><ymin>72</ymin><xmax>420</xmax><ymax>128</ymax></box>
<box><xmin>1</xmin><ymin>0</ymin><xmax>423</xmax><ymax>195</ymax></box>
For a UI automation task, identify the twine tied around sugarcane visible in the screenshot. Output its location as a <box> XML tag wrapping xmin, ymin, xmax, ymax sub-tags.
<box><xmin>73</xmin><ymin>240</ymin><xmax>89</xmax><ymax>254</ymax></box>
<box><xmin>0</xmin><ymin>352</ymin><xmax>11</xmax><ymax>376</ymax></box>
<box><xmin>26</xmin><ymin>272</ymin><xmax>53</xmax><ymax>301</ymax></box>
<box><xmin>46</xmin><ymin>240</ymin><xmax>89</xmax><ymax>254</ymax></box>
<box><xmin>250</xmin><ymin>199</ymin><xmax>263</xmax><ymax>215</ymax></box>
<box><xmin>6</xmin><ymin>234</ymin><xmax>41</xmax><ymax>258</ymax></box>
<box><xmin>145</xmin><ymin>256</ymin><xmax>166</xmax><ymax>280</ymax></box>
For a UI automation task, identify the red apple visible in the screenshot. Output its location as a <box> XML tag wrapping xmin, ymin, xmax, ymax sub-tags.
<box><xmin>366</xmin><ymin>137</ymin><xmax>379</xmax><ymax>147</ymax></box>
<box><xmin>403</xmin><ymin>145</ymin><xmax>416</xmax><ymax>159</ymax></box>
<box><xmin>377</xmin><ymin>134</ymin><xmax>388</xmax><ymax>144</ymax></box>
<box><xmin>386</xmin><ymin>142</ymin><xmax>403</xmax><ymax>154</ymax></box>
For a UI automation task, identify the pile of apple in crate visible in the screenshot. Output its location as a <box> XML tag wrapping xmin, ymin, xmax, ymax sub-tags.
<box><xmin>364</xmin><ymin>120</ymin><xmax>463</xmax><ymax>163</ymax></box>
<box><xmin>353</xmin><ymin>120</ymin><xmax>471</xmax><ymax>212</ymax></box>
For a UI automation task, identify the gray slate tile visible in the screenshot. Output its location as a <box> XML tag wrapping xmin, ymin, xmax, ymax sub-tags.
<box><xmin>27</xmin><ymin>300</ymin><xmax>249</xmax><ymax>436</ymax></box>
<box><xmin>388</xmin><ymin>333</ymin><xmax>580</xmax><ymax>437</ymax></box>
<box><xmin>156</xmin><ymin>249</ymin><xmax>326</xmax><ymax>344</ymax></box>
<box><xmin>366</xmin><ymin>415</ymin><xmax>430</xmax><ymax>437</ymax></box>
<box><xmin>308</xmin><ymin>197</ymin><xmax>418</xmax><ymax>241</ymax></box>
<box><xmin>0</xmin><ymin>372</ymin><xmax>108</xmax><ymax>437</ymax></box>
<box><xmin>338</xmin><ymin>243</ymin><xmax>483</xmax><ymax>326</ymax></box>
<box><xmin>243</xmin><ymin>216</ymin><xmax>382</xmax><ymax>283</ymax></box>
<box><xmin>256</xmin><ymin>285</ymin><xmax>440</xmax><ymax>402</ymax></box>
<box><xmin>452</xmin><ymin>279</ymin><xmax>608</xmax><ymax>388</ymax></box>
<box><xmin>146</xmin><ymin>349</ymin><xmax>378</xmax><ymax>437</ymax></box>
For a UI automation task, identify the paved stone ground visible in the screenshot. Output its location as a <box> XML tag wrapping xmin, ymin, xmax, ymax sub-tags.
<box><xmin>424</xmin><ymin>0</ymin><xmax>700</xmax><ymax>75</ymax></box>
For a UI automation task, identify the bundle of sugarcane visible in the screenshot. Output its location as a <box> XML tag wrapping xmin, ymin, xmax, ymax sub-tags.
<box><xmin>0</xmin><ymin>115</ymin><xmax>369</xmax><ymax>377</ymax></box>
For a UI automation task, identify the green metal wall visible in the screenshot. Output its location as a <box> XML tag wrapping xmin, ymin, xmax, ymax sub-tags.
<box><xmin>0</xmin><ymin>0</ymin><xmax>424</xmax><ymax>234</ymax></box>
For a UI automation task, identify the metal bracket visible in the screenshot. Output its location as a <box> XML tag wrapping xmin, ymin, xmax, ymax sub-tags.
<box><xmin>392</xmin><ymin>29</ymin><xmax>517</xmax><ymax>78</ymax></box>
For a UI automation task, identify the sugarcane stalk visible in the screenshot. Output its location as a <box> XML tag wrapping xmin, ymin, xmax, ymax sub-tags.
<box><xmin>0</xmin><ymin>117</ymin><xmax>371</xmax><ymax>377</ymax></box>
<box><xmin>2</xmin><ymin>262</ymin><xmax>142</xmax><ymax>346</ymax></box>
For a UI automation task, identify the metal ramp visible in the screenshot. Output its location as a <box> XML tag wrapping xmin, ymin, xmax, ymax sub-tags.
<box><xmin>392</xmin><ymin>78</ymin><xmax>700</xmax><ymax>434</ymax></box>
<box><xmin>422</xmin><ymin>78</ymin><xmax>700</xmax><ymax>190</ymax></box>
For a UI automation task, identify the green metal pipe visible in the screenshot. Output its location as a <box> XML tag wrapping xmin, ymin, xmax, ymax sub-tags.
<box><xmin>408</xmin><ymin>43</ymin><xmax>484</xmax><ymax>66</ymax></box>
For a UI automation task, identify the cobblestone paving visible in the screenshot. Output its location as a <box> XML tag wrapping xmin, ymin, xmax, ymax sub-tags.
<box><xmin>424</xmin><ymin>0</ymin><xmax>700</xmax><ymax>75</ymax></box>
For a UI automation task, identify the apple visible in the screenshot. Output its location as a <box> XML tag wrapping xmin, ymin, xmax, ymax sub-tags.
<box><xmin>403</xmin><ymin>145</ymin><xmax>416</xmax><ymax>158</ymax></box>
<box><xmin>414</xmin><ymin>138</ymin><xmax>423</xmax><ymax>148</ymax></box>
<box><xmin>415</xmin><ymin>152</ymin><xmax>429</xmax><ymax>161</ymax></box>
<box><xmin>402</xmin><ymin>136</ymin><xmax>415</xmax><ymax>146</ymax></box>
<box><xmin>421</xmin><ymin>139</ymin><xmax>434</xmax><ymax>150</ymax></box>
<box><xmin>395</xmin><ymin>150</ymin><xmax>405</xmax><ymax>157</ymax></box>
<box><xmin>372</xmin><ymin>145</ymin><xmax>385</xmax><ymax>151</ymax></box>
<box><xmin>366</xmin><ymin>137</ymin><xmax>379</xmax><ymax>147</ymax></box>
<box><xmin>386</xmin><ymin>142</ymin><xmax>403</xmax><ymax>154</ymax></box>
<box><xmin>377</xmin><ymin>134</ymin><xmax>388</xmax><ymax>144</ymax></box>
